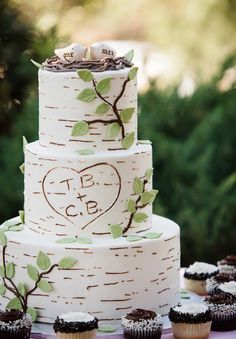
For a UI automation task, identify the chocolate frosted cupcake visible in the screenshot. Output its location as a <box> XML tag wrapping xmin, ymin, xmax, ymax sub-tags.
<box><xmin>204</xmin><ymin>291</ymin><xmax>236</xmax><ymax>331</ymax></box>
<box><xmin>168</xmin><ymin>303</ymin><xmax>212</xmax><ymax>339</ymax></box>
<box><xmin>206</xmin><ymin>273</ymin><xmax>235</xmax><ymax>295</ymax></box>
<box><xmin>53</xmin><ymin>312</ymin><xmax>98</xmax><ymax>339</ymax></box>
<box><xmin>184</xmin><ymin>261</ymin><xmax>219</xmax><ymax>295</ymax></box>
<box><xmin>217</xmin><ymin>255</ymin><xmax>236</xmax><ymax>276</ymax></box>
<box><xmin>0</xmin><ymin>310</ymin><xmax>32</xmax><ymax>339</ymax></box>
<box><xmin>121</xmin><ymin>308</ymin><xmax>163</xmax><ymax>339</ymax></box>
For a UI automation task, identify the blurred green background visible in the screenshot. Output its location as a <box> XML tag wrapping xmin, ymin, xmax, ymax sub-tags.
<box><xmin>0</xmin><ymin>0</ymin><xmax>235</xmax><ymax>265</ymax></box>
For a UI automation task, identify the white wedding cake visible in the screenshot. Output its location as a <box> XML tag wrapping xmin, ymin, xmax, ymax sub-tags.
<box><xmin>0</xmin><ymin>42</ymin><xmax>180</xmax><ymax>323</ymax></box>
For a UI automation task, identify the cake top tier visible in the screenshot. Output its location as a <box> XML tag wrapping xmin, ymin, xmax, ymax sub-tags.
<box><xmin>41</xmin><ymin>42</ymin><xmax>133</xmax><ymax>72</ymax></box>
<box><xmin>38</xmin><ymin>42</ymin><xmax>139</xmax><ymax>152</ymax></box>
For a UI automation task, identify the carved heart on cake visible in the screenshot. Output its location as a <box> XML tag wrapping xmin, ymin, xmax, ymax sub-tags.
<box><xmin>42</xmin><ymin>162</ymin><xmax>121</xmax><ymax>230</ymax></box>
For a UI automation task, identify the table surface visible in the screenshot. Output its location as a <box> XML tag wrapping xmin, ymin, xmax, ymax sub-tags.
<box><xmin>31</xmin><ymin>331</ymin><xmax>236</xmax><ymax>339</ymax></box>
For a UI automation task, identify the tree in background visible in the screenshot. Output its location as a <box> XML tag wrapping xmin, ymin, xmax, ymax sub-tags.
<box><xmin>139</xmin><ymin>57</ymin><xmax>236</xmax><ymax>265</ymax></box>
<box><xmin>0</xmin><ymin>0</ymin><xmax>57</xmax><ymax>221</ymax></box>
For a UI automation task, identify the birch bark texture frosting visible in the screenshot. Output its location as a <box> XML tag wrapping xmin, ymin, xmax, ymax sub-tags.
<box><xmin>0</xmin><ymin>42</ymin><xmax>181</xmax><ymax>323</ymax></box>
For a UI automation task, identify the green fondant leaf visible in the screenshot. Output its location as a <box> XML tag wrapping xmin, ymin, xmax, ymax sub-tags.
<box><xmin>18</xmin><ymin>282</ymin><xmax>27</xmax><ymax>297</ymax></box>
<box><xmin>128</xmin><ymin>67</ymin><xmax>138</xmax><ymax>80</ymax></box>
<box><xmin>77</xmin><ymin>88</ymin><xmax>96</xmax><ymax>102</ymax></box>
<box><xmin>95</xmin><ymin>102</ymin><xmax>110</xmax><ymax>115</ymax></box>
<box><xmin>0</xmin><ymin>231</ymin><xmax>7</xmax><ymax>246</ymax></box>
<box><xmin>77</xmin><ymin>69</ymin><xmax>93</xmax><ymax>82</ymax></box>
<box><xmin>76</xmin><ymin>237</ymin><xmax>93</xmax><ymax>244</ymax></box>
<box><xmin>30</xmin><ymin>59</ymin><xmax>43</xmax><ymax>70</ymax></box>
<box><xmin>0</xmin><ymin>266</ymin><xmax>4</xmax><ymax>277</ymax></box>
<box><xmin>122</xmin><ymin>131</ymin><xmax>135</xmax><ymax>149</ymax></box>
<box><xmin>37</xmin><ymin>279</ymin><xmax>53</xmax><ymax>293</ymax></box>
<box><xmin>59</xmin><ymin>257</ymin><xmax>77</xmax><ymax>269</ymax></box>
<box><xmin>149</xmin><ymin>189</ymin><xmax>159</xmax><ymax>203</ymax></box>
<box><xmin>126</xmin><ymin>235</ymin><xmax>143</xmax><ymax>242</ymax></box>
<box><xmin>98</xmin><ymin>325</ymin><xmax>118</xmax><ymax>333</ymax></box>
<box><xmin>140</xmin><ymin>191</ymin><xmax>155</xmax><ymax>205</ymax></box>
<box><xmin>9</xmin><ymin>224</ymin><xmax>24</xmax><ymax>232</ymax></box>
<box><xmin>37</xmin><ymin>251</ymin><xmax>51</xmax><ymax>271</ymax></box>
<box><xmin>145</xmin><ymin>168</ymin><xmax>153</xmax><ymax>181</ymax></box>
<box><xmin>19</xmin><ymin>210</ymin><xmax>25</xmax><ymax>224</ymax></box>
<box><xmin>139</xmin><ymin>140</ymin><xmax>152</xmax><ymax>145</ymax></box>
<box><xmin>27</xmin><ymin>264</ymin><xmax>39</xmax><ymax>282</ymax></box>
<box><xmin>181</xmin><ymin>295</ymin><xmax>190</xmax><ymax>299</ymax></box>
<box><xmin>120</xmin><ymin>108</ymin><xmax>135</xmax><ymax>123</ymax></box>
<box><xmin>19</xmin><ymin>163</ymin><xmax>25</xmax><ymax>174</ymax></box>
<box><xmin>6</xmin><ymin>262</ymin><xmax>15</xmax><ymax>279</ymax></box>
<box><xmin>23</xmin><ymin>136</ymin><xmax>28</xmax><ymax>154</ymax></box>
<box><xmin>71</xmin><ymin>121</ymin><xmax>89</xmax><ymax>136</ymax></box>
<box><xmin>27</xmin><ymin>307</ymin><xmax>38</xmax><ymax>322</ymax></box>
<box><xmin>0</xmin><ymin>283</ymin><xmax>6</xmax><ymax>296</ymax></box>
<box><xmin>6</xmin><ymin>297</ymin><xmax>22</xmax><ymax>310</ymax></box>
<box><xmin>110</xmin><ymin>224</ymin><xmax>123</xmax><ymax>239</ymax></box>
<box><xmin>124</xmin><ymin>49</ymin><xmax>134</xmax><ymax>63</ymax></box>
<box><xmin>133</xmin><ymin>212</ymin><xmax>148</xmax><ymax>223</ymax></box>
<box><xmin>107</xmin><ymin>122</ymin><xmax>121</xmax><ymax>138</ymax></box>
<box><xmin>133</xmin><ymin>177</ymin><xmax>144</xmax><ymax>195</ymax></box>
<box><xmin>56</xmin><ymin>237</ymin><xmax>77</xmax><ymax>244</ymax></box>
<box><xmin>126</xmin><ymin>199</ymin><xmax>136</xmax><ymax>213</ymax></box>
<box><xmin>96</xmin><ymin>77</ymin><xmax>112</xmax><ymax>95</ymax></box>
<box><xmin>143</xmin><ymin>232</ymin><xmax>162</xmax><ymax>239</ymax></box>
<box><xmin>76</xmin><ymin>149</ymin><xmax>95</xmax><ymax>155</ymax></box>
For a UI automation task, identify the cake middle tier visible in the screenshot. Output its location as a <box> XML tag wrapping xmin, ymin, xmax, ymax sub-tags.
<box><xmin>24</xmin><ymin>142</ymin><xmax>153</xmax><ymax>238</ymax></box>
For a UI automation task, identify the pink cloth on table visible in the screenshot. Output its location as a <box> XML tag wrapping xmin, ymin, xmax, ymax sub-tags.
<box><xmin>31</xmin><ymin>332</ymin><xmax>236</xmax><ymax>338</ymax></box>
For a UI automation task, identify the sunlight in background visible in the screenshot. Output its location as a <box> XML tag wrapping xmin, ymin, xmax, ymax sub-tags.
<box><xmin>12</xmin><ymin>0</ymin><xmax>236</xmax><ymax>85</ymax></box>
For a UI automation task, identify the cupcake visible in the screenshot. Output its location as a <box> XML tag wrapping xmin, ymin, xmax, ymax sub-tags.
<box><xmin>206</xmin><ymin>272</ymin><xmax>235</xmax><ymax>295</ymax></box>
<box><xmin>53</xmin><ymin>312</ymin><xmax>98</xmax><ymax>339</ymax></box>
<box><xmin>168</xmin><ymin>303</ymin><xmax>212</xmax><ymax>339</ymax></box>
<box><xmin>184</xmin><ymin>261</ymin><xmax>219</xmax><ymax>295</ymax></box>
<box><xmin>121</xmin><ymin>308</ymin><xmax>163</xmax><ymax>339</ymax></box>
<box><xmin>0</xmin><ymin>309</ymin><xmax>32</xmax><ymax>338</ymax></box>
<box><xmin>204</xmin><ymin>291</ymin><xmax>236</xmax><ymax>331</ymax></box>
<box><xmin>217</xmin><ymin>255</ymin><xmax>236</xmax><ymax>276</ymax></box>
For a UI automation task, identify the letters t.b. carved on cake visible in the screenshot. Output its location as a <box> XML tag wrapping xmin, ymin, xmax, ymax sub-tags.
<box><xmin>0</xmin><ymin>43</ymin><xmax>181</xmax><ymax>323</ymax></box>
<box><xmin>42</xmin><ymin>163</ymin><xmax>121</xmax><ymax>230</ymax></box>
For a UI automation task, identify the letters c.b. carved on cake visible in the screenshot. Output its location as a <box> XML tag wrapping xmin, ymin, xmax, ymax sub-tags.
<box><xmin>42</xmin><ymin>162</ymin><xmax>121</xmax><ymax>230</ymax></box>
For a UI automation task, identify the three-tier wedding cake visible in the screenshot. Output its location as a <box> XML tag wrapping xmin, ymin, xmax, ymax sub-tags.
<box><xmin>0</xmin><ymin>42</ymin><xmax>180</xmax><ymax>323</ymax></box>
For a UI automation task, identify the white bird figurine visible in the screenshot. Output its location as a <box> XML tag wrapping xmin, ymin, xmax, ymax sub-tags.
<box><xmin>55</xmin><ymin>43</ymin><xmax>87</xmax><ymax>63</ymax></box>
<box><xmin>90</xmin><ymin>42</ymin><xmax>117</xmax><ymax>60</ymax></box>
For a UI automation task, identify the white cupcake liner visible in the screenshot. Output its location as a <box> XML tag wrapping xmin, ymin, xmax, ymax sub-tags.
<box><xmin>171</xmin><ymin>321</ymin><xmax>212</xmax><ymax>339</ymax></box>
<box><xmin>184</xmin><ymin>277</ymin><xmax>207</xmax><ymax>295</ymax></box>
<box><xmin>56</xmin><ymin>329</ymin><xmax>97</xmax><ymax>339</ymax></box>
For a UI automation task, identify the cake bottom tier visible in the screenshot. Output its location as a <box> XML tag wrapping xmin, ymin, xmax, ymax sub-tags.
<box><xmin>0</xmin><ymin>215</ymin><xmax>180</xmax><ymax>323</ymax></box>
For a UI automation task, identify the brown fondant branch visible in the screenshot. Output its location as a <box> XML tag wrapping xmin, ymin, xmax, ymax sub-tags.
<box><xmin>87</xmin><ymin>118</ymin><xmax>117</xmax><ymax>125</ymax></box>
<box><xmin>91</xmin><ymin>78</ymin><xmax>131</xmax><ymax>139</ymax></box>
<box><xmin>122</xmin><ymin>179</ymin><xmax>148</xmax><ymax>234</ymax></box>
<box><xmin>23</xmin><ymin>263</ymin><xmax>59</xmax><ymax>312</ymax></box>
<box><xmin>2</xmin><ymin>245</ymin><xmax>25</xmax><ymax>309</ymax></box>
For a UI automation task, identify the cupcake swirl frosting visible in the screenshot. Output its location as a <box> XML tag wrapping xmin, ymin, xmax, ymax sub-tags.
<box><xmin>168</xmin><ymin>303</ymin><xmax>212</xmax><ymax>324</ymax></box>
<box><xmin>122</xmin><ymin>309</ymin><xmax>162</xmax><ymax>330</ymax></box>
<box><xmin>53</xmin><ymin>312</ymin><xmax>98</xmax><ymax>333</ymax></box>
<box><xmin>125</xmin><ymin>308</ymin><xmax>157</xmax><ymax>321</ymax></box>
<box><xmin>0</xmin><ymin>310</ymin><xmax>23</xmax><ymax>322</ymax></box>
<box><xmin>205</xmin><ymin>292</ymin><xmax>236</xmax><ymax>305</ymax></box>
<box><xmin>219</xmin><ymin>255</ymin><xmax>236</xmax><ymax>267</ymax></box>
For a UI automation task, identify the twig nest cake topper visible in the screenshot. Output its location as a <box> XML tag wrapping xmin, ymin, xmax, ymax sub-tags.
<box><xmin>55</xmin><ymin>43</ymin><xmax>87</xmax><ymax>63</ymax></box>
<box><xmin>90</xmin><ymin>42</ymin><xmax>117</xmax><ymax>60</ymax></box>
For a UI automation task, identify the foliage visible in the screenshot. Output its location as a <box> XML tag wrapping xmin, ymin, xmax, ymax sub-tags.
<box><xmin>139</xmin><ymin>58</ymin><xmax>236</xmax><ymax>265</ymax></box>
